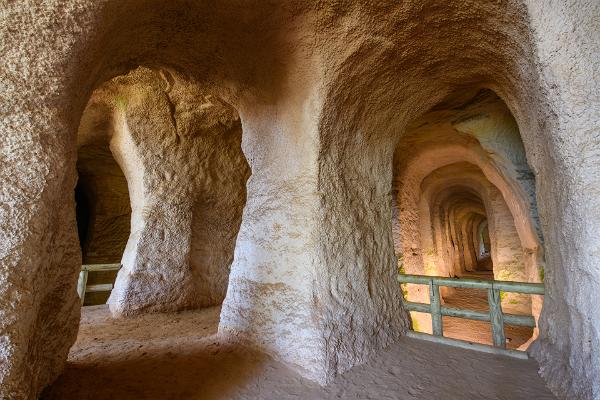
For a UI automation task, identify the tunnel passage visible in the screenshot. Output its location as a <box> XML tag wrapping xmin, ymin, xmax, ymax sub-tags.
<box><xmin>76</xmin><ymin>67</ymin><xmax>251</xmax><ymax>314</ymax></box>
<box><xmin>2</xmin><ymin>2</ymin><xmax>597</xmax><ymax>398</ymax></box>
<box><xmin>429</xmin><ymin>183</ymin><xmax>492</xmax><ymax>276</ymax></box>
<box><xmin>76</xmin><ymin>99</ymin><xmax>132</xmax><ymax>305</ymax></box>
<box><xmin>393</xmin><ymin>89</ymin><xmax>543</xmax><ymax>347</ymax></box>
<box><xmin>477</xmin><ymin>220</ymin><xmax>492</xmax><ymax>268</ymax></box>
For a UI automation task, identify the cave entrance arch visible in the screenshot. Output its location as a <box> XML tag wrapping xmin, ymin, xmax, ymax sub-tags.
<box><xmin>74</xmin><ymin>66</ymin><xmax>251</xmax><ymax>315</ymax></box>
<box><xmin>75</xmin><ymin>107</ymin><xmax>132</xmax><ymax>305</ymax></box>
<box><xmin>393</xmin><ymin>90</ymin><xmax>544</xmax><ymax>349</ymax></box>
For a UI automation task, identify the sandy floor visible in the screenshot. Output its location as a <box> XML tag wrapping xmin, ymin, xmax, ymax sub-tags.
<box><xmin>42</xmin><ymin>305</ymin><xmax>555</xmax><ymax>400</ymax></box>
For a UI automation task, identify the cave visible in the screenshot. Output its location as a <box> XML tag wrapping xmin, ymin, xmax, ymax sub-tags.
<box><xmin>75</xmin><ymin>100</ymin><xmax>132</xmax><ymax>305</ymax></box>
<box><xmin>392</xmin><ymin>90</ymin><xmax>543</xmax><ymax>347</ymax></box>
<box><xmin>73</xmin><ymin>66</ymin><xmax>251</xmax><ymax>313</ymax></box>
<box><xmin>1</xmin><ymin>2</ymin><xmax>598</xmax><ymax>399</ymax></box>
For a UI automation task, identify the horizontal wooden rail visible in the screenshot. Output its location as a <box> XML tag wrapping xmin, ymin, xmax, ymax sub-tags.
<box><xmin>82</xmin><ymin>263</ymin><xmax>122</xmax><ymax>272</ymax></box>
<box><xmin>77</xmin><ymin>264</ymin><xmax>121</xmax><ymax>305</ymax></box>
<box><xmin>397</xmin><ymin>274</ymin><xmax>544</xmax><ymax>294</ymax></box>
<box><xmin>85</xmin><ymin>283</ymin><xmax>115</xmax><ymax>293</ymax></box>
<box><xmin>406</xmin><ymin>331</ymin><xmax>529</xmax><ymax>360</ymax></box>
<box><xmin>398</xmin><ymin>273</ymin><xmax>544</xmax><ymax>358</ymax></box>
<box><xmin>403</xmin><ymin>301</ymin><xmax>536</xmax><ymax>327</ymax></box>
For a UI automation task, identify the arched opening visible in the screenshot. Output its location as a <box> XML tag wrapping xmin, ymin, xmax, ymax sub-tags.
<box><xmin>423</xmin><ymin>175</ymin><xmax>533</xmax><ymax>348</ymax></box>
<box><xmin>5</xmin><ymin>2</ymin><xmax>596</xmax><ymax>399</ymax></box>
<box><xmin>71</xmin><ymin>66</ymin><xmax>251</xmax><ymax>315</ymax></box>
<box><xmin>393</xmin><ymin>89</ymin><xmax>543</xmax><ymax>349</ymax></box>
<box><xmin>36</xmin><ymin>64</ymin><xmax>254</xmax><ymax>398</ymax></box>
<box><xmin>76</xmin><ymin>99</ymin><xmax>132</xmax><ymax>305</ymax></box>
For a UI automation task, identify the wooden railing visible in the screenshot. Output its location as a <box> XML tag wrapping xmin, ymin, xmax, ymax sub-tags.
<box><xmin>77</xmin><ymin>263</ymin><xmax>121</xmax><ymax>305</ymax></box>
<box><xmin>397</xmin><ymin>273</ymin><xmax>544</xmax><ymax>359</ymax></box>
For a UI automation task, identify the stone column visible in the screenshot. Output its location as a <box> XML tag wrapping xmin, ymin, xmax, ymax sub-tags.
<box><xmin>525</xmin><ymin>4</ymin><xmax>600</xmax><ymax>396</ymax></box>
<box><xmin>220</xmin><ymin>88</ymin><xmax>409</xmax><ymax>384</ymax></box>
<box><xmin>103</xmin><ymin>68</ymin><xmax>250</xmax><ymax>315</ymax></box>
<box><xmin>104</xmin><ymin>73</ymin><xmax>197</xmax><ymax>314</ymax></box>
<box><xmin>486</xmin><ymin>187</ymin><xmax>530</xmax><ymax>313</ymax></box>
<box><xmin>219</xmin><ymin>96</ymin><xmax>328</xmax><ymax>381</ymax></box>
<box><xmin>460</xmin><ymin>214</ymin><xmax>479</xmax><ymax>272</ymax></box>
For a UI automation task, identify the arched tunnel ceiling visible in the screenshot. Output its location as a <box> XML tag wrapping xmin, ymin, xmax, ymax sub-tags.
<box><xmin>392</xmin><ymin>89</ymin><xmax>544</xmax><ymax>282</ymax></box>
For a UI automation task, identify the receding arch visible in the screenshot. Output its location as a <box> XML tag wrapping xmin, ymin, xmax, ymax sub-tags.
<box><xmin>391</xmin><ymin>91</ymin><xmax>544</xmax><ymax>345</ymax></box>
<box><xmin>75</xmin><ymin>99</ymin><xmax>132</xmax><ymax>305</ymax></box>
<box><xmin>75</xmin><ymin>66</ymin><xmax>252</xmax><ymax>315</ymax></box>
<box><xmin>2</xmin><ymin>2</ymin><xmax>596</xmax><ymax>399</ymax></box>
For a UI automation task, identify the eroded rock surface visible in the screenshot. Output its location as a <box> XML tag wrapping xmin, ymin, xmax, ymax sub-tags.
<box><xmin>79</xmin><ymin>68</ymin><xmax>251</xmax><ymax>315</ymax></box>
<box><xmin>0</xmin><ymin>2</ymin><xmax>598</xmax><ymax>399</ymax></box>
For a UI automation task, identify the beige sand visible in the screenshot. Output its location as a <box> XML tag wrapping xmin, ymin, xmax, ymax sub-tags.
<box><xmin>43</xmin><ymin>305</ymin><xmax>554</xmax><ymax>400</ymax></box>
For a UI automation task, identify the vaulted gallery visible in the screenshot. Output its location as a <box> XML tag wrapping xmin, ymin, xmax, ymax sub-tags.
<box><xmin>1</xmin><ymin>1</ymin><xmax>598</xmax><ymax>400</ymax></box>
<box><xmin>392</xmin><ymin>89</ymin><xmax>544</xmax><ymax>346</ymax></box>
<box><xmin>75</xmin><ymin>67</ymin><xmax>250</xmax><ymax>310</ymax></box>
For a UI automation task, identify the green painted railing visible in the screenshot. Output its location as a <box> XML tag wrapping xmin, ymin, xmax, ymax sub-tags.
<box><xmin>397</xmin><ymin>273</ymin><xmax>544</xmax><ymax>358</ymax></box>
<box><xmin>77</xmin><ymin>263</ymin><xmax>121</xmax><ymax>305</ymax></box>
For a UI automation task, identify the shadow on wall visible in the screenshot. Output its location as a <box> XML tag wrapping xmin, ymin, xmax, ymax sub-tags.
<box><xmin>393</xmin><ymin>89</ymin><xmax>543</xmax><ymax>284</ymax></box>
<box><xmin>476</xmin><ymin>219</ymin><xmax>492</xmax><ymax>269</ymax></box>
<box><xmin>3</xmin><ymin>1</ymin><xmax>594</xmax><ymax>399</ymax></box>
<box><xmin>76</xmin><ymin>109</ymin><xmax>132</xmax><ymax>305</ymax></box>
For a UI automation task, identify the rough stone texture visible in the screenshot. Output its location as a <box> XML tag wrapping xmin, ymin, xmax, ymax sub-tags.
<box><xmin>392</xmin><ymin>92</ymin><xmax>545</xmax><ymax>333</ymax></box>
<box><xmin>404</xmin><ymin>161</ymin><xmax>533</xmax><ymax>333</ymax></box>
<box><xmin>76</xmin><ymin>104</ymin><xmax>131</xmax><ymax>264</ymax></box>
<box><xmin>524</xmin><ymin>2</ymin><xmax>600</xmax><ymax>398</ymax></box>
<box><xmin>0</xmin><ymin>1</ymin><xmax>598</xmax><ymax>399</ymax></box>
<box><xmin>393</xmin><ymin>91</ymin><xmax>544</xmax><ymax>284</ymax></box>
<box><xmin>75</xmin><ymin>105</ymin><xmax>131</xmax><ymax>305</ymax></box>
<box><xmin>421</xmin><ymin>163</ymin><xmax>531</xmax><ymax>311</ymax></box>
<box><xmin>80</xmin><ymin>67</ymin><xmax>250</xmax><ymax>315</ymax></box>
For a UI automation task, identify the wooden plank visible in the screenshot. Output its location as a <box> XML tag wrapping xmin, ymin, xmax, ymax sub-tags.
<box><xmin>434</xmin><ymin>276</ymin><xmax>493</xmax><ymax>289</ymax></box>
<box><xmin>443</xmin><ymin>306</ymin><xmax>535</xmax><ymax>327</ymax></box>
<box><xmin>442</xmin><ymin>306</ymin><xmax>490</xmax><ymax>322</ymax></box>
<box><xmin>444</xmin><ymin>307</ymin><xmax>535</xmax><ymax>327</ymax></box>
<box><xmin>488</xmin><ymin>288</ymin><xmax>506</xmax><ymax>348</ymax></box>
<box><xmin>402</xmin><ymin>302</ymin><xmax>536</xmax><ymax>328</ymax></box>
<box><xmin>399</xmin><ymin>274</ymin><xmax>492</xmax><ymax>289</ymax></box>
<box><xmin>398</xmin><ymin>273</ymin><xmax>544</xmax><ymax>294</ymax></box>
<box><xmin>429</xmin><ymin>280</ymin><xmax>443</xmax><ymax>336</ymax></box>
<box><xmin>493</xmin><ymin>281</ymin><xmax>545</xmax><ymax>295</ymax></box>
<box><xmin>85</xmin><ymin>283</ymin><xmax>114</xmax><ymax>293</ymax></box>
<box><xmin>77</xmin><ymin>270</ymin><xmax>88</xmax><ymax>306</ymax></box>
<box><xmin>403</xmin><ymin>301</ymin><xmax>432</xmax><ymax>314</ymax></box>
<box><xmin>405</xmin><ymin>331</ymin><xmax>528</xmax><ymax>360</ymax></box>
<box><xmin>501</xmin><ymin>313</ymin><xmax>536</xmax><ymax>327</ymax></box>
<box><xmin>397</xmin><ymin>274</ymin><xmax>431</xmax><ymax>285</ymax></box>
<box><xmin>82</xmin><ymin>263</ymin><xmax>121</xmax><ymax>272</ymax></box>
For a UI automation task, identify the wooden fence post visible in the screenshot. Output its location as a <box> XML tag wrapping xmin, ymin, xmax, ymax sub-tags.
<box><xmin>429</xmin><ymin>279</ymin><xmax>443</xmax><ymax>336</ymax></box>
<box><xmin>488</xmin><ymin>287</ymin><xmax>506</xmax><ymax>348</ymax></box>
<box><xmin>77</xmin><ymin>269</ymin><xmax>88</xmax><ymax>306</ymax></box>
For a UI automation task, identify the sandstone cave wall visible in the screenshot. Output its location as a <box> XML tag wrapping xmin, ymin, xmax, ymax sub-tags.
<box><xmin>76</xmin><ymin>146</ymin><xmax>131</xmax><ymax>265</ymax></box>
<box><xmin>85</xmin><ymin>68</ymin><xmax>251</xmax><ymax>315</ymax></box>
<box><xmin>0</xmin><ymin>2</ymin><xmax>598</xmax><ymax>399</ymax></box>
<box><xmin>404</xmin><ymin>161</ymin><xmax>532</xmax><ymax>322</ymax></box>
<box><xmin>393</xmin><ymin>92</ymin><xmax>544</xmax><ymax>287</ymax></box>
